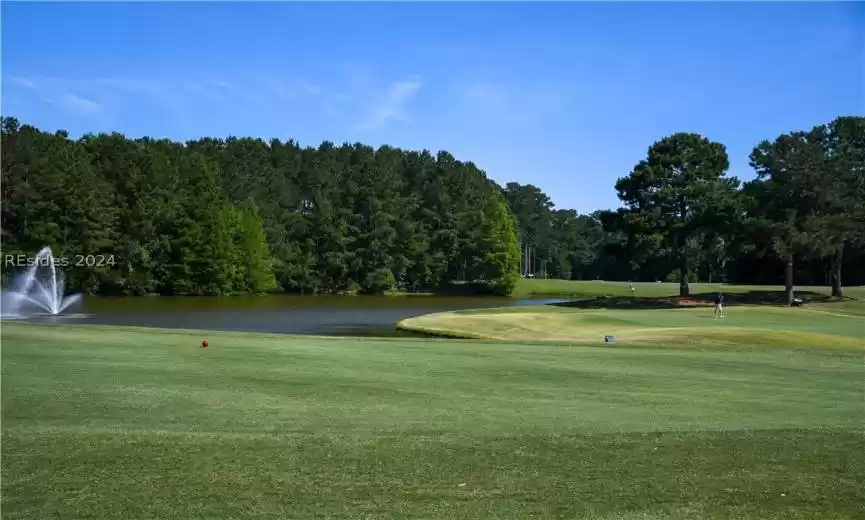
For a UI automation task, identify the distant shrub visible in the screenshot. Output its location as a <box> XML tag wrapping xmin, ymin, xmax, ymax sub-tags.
<box><xmin>362</xmin><ymin>268</ymin><xmax>396</xmax><ymax>295</ymax></box>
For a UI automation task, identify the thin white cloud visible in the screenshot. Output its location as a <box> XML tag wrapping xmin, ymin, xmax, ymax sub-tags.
<box><xmin>182</xmin><ymin>81</ymin><xmax>226</xmax><ymax>104</ymax></box>
<box><xmin>54</xmin><ymin>92</ymin><xmax>102</xmax><ymax>115</ymax></box>
<box><xmin>353</xmin><ymin>77</ymin><xmax>422</xmax><ymax>132</ymax></box>
<box><xmin>464</xmin><ymin>81</ymin><xmax>509</xmax><ymax>115</ymax></box>
<box><xmin>268</xmin><ymin>80</ymin><xmax>294</xmax><ymax>101</ymax></box>
<box><xmin>299</xmin><ymin>80</ymin><xmax>322</xmax><ymax>96</ymax></box>
<box><xmin>92</xmin><ymin>78</ymin><xmax>167</xmax><ymax>96</ymax></box>
<box><xmin>458</xmin><ymin>80</ymin><xmax>569</xmax><ymax>128</ymax></box>
<box><xmin>4</xmin><ymin>72</ymin><xmax>422</xmax><ymax>133</ymax></box>
<box><xmin>6</xmin><ymin>76</ymin><xmax>105</xmax><ymax>117</ymax></box>
<box><xmin>264</xmin><ymin>77</ymin><xmax>326</xmax><ymax>101</ymax></box>
<box><xmin>9</xmin><ymin>76</ymin><xmax>38</xmax><ymax>89</ymax></box>
<box><xmin>212</xmin><ymin>80</ymin><xmax>273</xmax><ymax>108</ymax></box>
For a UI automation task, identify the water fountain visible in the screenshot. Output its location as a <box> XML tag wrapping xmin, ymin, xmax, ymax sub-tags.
<box><xmin>1</xmin><ymin>247</ymin><xmax>83</xmax><ymax>319</ymax></box>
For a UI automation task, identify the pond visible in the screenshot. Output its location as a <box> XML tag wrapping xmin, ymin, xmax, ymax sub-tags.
<box><xmin>8</xmin><ymin>295</ymin><xmax>563</xmax><ymax>336</ymax></box>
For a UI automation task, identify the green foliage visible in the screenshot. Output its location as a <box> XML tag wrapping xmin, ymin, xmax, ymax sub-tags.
<box><xmin>665</xmin><ymin>270</ymin><xmax>698</xmax><ymax>284</ymax></box>
<box><xmin>503</xmin><ymin>183</ymin><xmax>604</xmax><ymax>281</ymax></box>
<box><xmin>747</xmin><ymin>129</ymin><xmax>825</xmax><ymax>259</ymax></box>
<box><xmin>614</xmin><ymin>133</ymin><xmax>741</xmax><ymax>295</ymax></box>
<box><xmin>0</xmin><ymin>118</ymin><xmax>532</xmax><ymax>296</ymax></box>
<box><xmin>234</xmin><ymin>199</ymin><xmax>278</xmax><ymax>294</ymax></box>
<box><xmin>746</xmin><ymin>118</ymin><xmax>865</xmax><ymax>300</ymax></box>
<box><xmin>2</xmin><ymin>115</ymin><xmax>863</xmax><ymax>296</ymax></box>
<box><xmin>363</xmin><ymin>267</ymin><xmax>396</xmax><ymax>295</ymax></box>
<box><xmin>477</xmin><ymin>195</ymin><xmax>521</xmax><ymax>295</ymax></box>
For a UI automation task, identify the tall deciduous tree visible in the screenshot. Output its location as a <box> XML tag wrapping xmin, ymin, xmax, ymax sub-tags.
<box><xmin>615</xmin><ymin>133</ymin><xmax>739</xmax><ymax>296</ymax></box>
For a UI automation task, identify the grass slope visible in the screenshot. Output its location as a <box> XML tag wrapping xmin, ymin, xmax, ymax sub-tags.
<box><xmin>398</xmin><ymin>305</ymin><xmax>865</xmax><ymax>347</ymax></box>
<box><xmin>3</xmin><ymin>323</ymin><xmax>864</xmax><ymax>519</ymax></box>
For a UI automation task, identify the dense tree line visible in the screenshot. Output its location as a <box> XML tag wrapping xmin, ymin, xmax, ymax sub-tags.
<box><xmin>1</xmin><ymin>117</ymin><xmax>519</xmax><ymax>296</ymax></box>
<box><xmin>1</xmin><ymin>115</ymin><xmax>862</xmax><ymax>300</ymax></box>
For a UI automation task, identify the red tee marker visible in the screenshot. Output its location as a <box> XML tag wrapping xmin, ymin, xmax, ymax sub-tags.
<box><xmin>201</xmin><ymin>339</ymin><xmax>209</xmax><ymax>348</ymax></box>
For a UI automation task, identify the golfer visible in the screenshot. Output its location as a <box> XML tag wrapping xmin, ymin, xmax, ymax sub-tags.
<box><xmin>714</xmin><ymin>293</ymin><xmax>725</xmax><ymax>319</ymax></box>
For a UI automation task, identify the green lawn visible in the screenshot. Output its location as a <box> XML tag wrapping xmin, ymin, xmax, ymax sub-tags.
<box><xmin>398</xmin><ymin>304</ymin><xmax>865</xmax><ymax>347</ymax></box>
<box><xmin>3</xmin><ymin>323</ymin><xmax>864</xmax><ymax>519</ymax></box>
<box><xmin>512</xmin><ymin>278</ymin><xmax>865</xmax><ymax>301</ymax></box>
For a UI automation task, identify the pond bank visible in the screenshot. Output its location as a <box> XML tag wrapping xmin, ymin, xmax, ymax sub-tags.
<box><xmin>5</xmin><ymin>295</ymin><xmax>562</xmax><ymax>336</ymax></box>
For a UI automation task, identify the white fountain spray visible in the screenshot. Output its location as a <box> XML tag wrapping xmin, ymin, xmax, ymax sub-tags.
<box><xmin>1</xmin><ymin>247</ymin><xmax>82</xmax><ymax>317</ymax></box>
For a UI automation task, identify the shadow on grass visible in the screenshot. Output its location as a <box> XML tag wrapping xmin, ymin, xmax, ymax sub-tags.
<box><xmin>551</xmin><ymin>290</ymin><xmax>846</xmax><ymax>310</ymax></box>
<box><xmin>552</xmin><ymin>297</ymin><xmax>683</xmax><ymax>310</ymax></box>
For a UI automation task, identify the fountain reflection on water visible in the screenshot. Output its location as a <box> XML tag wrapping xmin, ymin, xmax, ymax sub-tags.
<box><xmin>1</xmin><ymin>247</ymin><xmax>83</xmax><ymax>318</ymax></box>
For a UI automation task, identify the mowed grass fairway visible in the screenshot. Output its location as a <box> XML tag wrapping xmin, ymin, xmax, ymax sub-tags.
<box><xmin>3</xmin><ymin>321</ymin><xmax>864</xmax><ymax>519</ymax></box>
<box><xmin>397</xmin><ymin>304</ymin><xmax>865</xmax><ymax>346</ymax></box>
<box><xmin>511</xmin><ymin>279</ymin><xmax>865</xmax><ymax>301</ymax></box>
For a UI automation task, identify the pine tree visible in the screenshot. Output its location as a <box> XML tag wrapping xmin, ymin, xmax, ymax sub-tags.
<box><xmin>234</xmin><ymin>199</ymin><xmax>277</xmax><ymax>293</ymax></box>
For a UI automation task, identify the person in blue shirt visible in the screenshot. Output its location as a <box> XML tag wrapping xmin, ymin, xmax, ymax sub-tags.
<box><xmin>714</xmin><ymin>293</ymin><xmax>725</xmax><ymax>319</ymax></box>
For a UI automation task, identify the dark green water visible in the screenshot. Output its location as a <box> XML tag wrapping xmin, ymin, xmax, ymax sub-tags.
<box><xmin>20</xmin><ymin>295</ymin><xmax>561</xmax><ymax>336</ymax></box>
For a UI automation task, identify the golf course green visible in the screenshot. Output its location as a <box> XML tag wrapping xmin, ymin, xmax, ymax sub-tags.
<box><xmin>396</xmin><ymin>301</ymin><xmax>865</xmax><ymax>347</ymax></box>
<box><xmin>3</xmin><ymin>290</ymin><xmax>864</xmax><ymax>519</ymax></box>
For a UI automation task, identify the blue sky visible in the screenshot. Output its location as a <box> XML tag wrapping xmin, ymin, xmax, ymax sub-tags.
<box><xmin>2</xmin><ymin>2</ymin><xmax>862</xmax><ymax>213</ymax></box>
